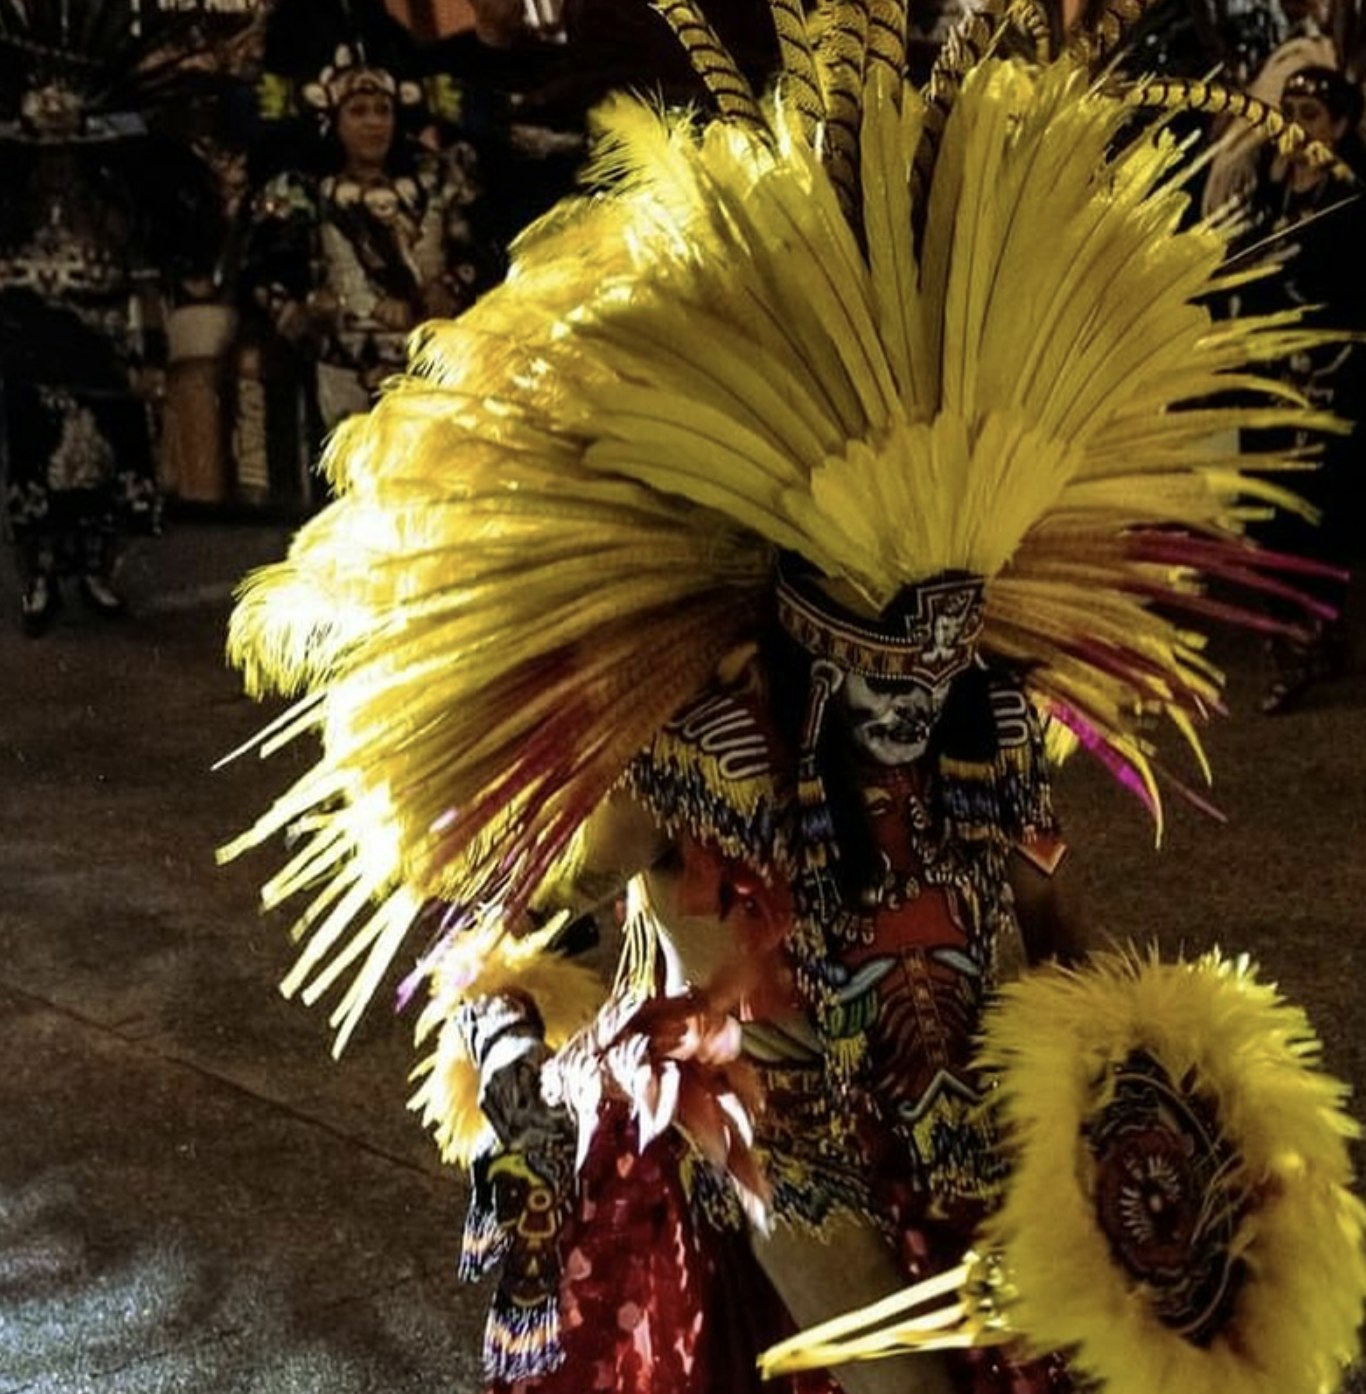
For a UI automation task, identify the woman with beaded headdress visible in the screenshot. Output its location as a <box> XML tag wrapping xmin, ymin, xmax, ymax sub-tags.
<box><xmin>224</xmin><ymin>1</ymin><xmax>1365</xmax><ymax>1391</ymax></box>
<box><xmin>240</xmin><ymin>35</ymin><xmax>497</xmax><ymax>440</ymax></box>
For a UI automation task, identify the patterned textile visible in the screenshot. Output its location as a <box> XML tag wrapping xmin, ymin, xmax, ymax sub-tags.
<box><xmin>631</xmin><ymin>659</ymin><xmax>1059</xmax><ymax>1203</ymax></box>
<box><xmin>486</xmin><ymin>1107</ymin><xmax>841</xmax><ymax>1394</ymax></box>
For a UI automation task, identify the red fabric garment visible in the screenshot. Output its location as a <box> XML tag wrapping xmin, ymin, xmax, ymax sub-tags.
<box><xmin>956</xmin><ymin>1348</ymin><xmax>1076</xmax><ymax>1394</ymax></box>
<box><xmin>482</xmin><ymin>1100</ymin><xmax>1067</xmax><ymax>1394</ymax></box>
<box><xmin>489</xmin><ymin>1106</ymin><xmax>841</xmax><ymax>1394</ymax></box>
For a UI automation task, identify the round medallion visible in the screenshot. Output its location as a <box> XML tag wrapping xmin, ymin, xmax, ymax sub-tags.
<box><xmin>1090</xmin><ymin>1050</ymin><xmax>1246</xmax><ymax>1344</ymax></box>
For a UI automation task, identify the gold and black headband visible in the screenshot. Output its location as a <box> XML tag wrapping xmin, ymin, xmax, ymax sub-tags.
<box><xmin>775</xmin><ymin>562</ymin><xmax>985</xmax><ymax>687</ymax></box>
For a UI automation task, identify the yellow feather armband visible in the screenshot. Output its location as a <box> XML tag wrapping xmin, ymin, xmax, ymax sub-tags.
<box><xmin>408</xmin><ymin>916</ymin><xmax>609</xmax><ymax>1168</ymax></box>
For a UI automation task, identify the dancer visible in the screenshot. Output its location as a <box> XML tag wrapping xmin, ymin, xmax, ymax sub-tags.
<box><xmin>0</xmin><ymin>1</ymin><xmax>248</xmax><ymax>632</ymax></box>
<box><xmin>226</xmin><ymin>3</ymin><xmax>1348</xmax><ymax>1390</ymax></box>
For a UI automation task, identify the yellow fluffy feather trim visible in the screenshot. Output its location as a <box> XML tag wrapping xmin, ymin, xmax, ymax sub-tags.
<box><xmin>977</xmin><ymin>950</ymin><xmax>1366</xmax><ymax>1394</ymax></box>
<box><xmin>408</xmin><ymin>915</ymin><xmax>608</xmax><ymax>1166</ymax></box>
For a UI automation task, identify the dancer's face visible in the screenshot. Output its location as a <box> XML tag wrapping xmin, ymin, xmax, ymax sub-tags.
<box><xmin>1282</xmin><ymin>93</ymin><xmax>1347</xmax><ymax>150</ymax></box>
<box><xmin>832</xmin><ymin>668</ymin><xmax>953</xmax><ymax>767</ymax></box>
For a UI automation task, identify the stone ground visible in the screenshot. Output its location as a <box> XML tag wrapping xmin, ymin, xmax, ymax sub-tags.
<box><xmin>0</xmin><ymin>519</ymin><xmax>1363</xmax><ymax>1392</ymax></box>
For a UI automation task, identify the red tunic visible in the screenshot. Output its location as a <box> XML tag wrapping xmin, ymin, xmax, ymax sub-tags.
<box><xmin>486</xmin><ymin>668</ymin><xmax>1071</xmax><ymax>1394</ymax></box>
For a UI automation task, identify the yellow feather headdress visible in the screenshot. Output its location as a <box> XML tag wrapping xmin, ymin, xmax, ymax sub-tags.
<box><xmin>224</xmin><ymin>0</ymin><xmax>1345</xmax><ymax>1054</ymax></box>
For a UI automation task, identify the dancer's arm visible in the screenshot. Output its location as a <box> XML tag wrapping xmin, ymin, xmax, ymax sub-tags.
<box><xmin>753</xmin><ymin>1214</ymin><xmax>957</xmax><ymax>1394</ymax></box>
<box><xmin>1009</xmin><ymin>846</ymin><xmax>1092</xmax><ymax>967</ymax></box>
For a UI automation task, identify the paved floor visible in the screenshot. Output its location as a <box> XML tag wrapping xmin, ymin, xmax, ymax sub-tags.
<box><xmin>0</xmin><ymin>520</ymin><xmax>1363</xmax><ymax>1392</ymax></box>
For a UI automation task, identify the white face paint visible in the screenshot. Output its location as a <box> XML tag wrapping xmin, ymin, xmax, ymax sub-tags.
<box><xmin>837</xmin><ymin>669</ymin><xmax>952</xmax><ymax>767</ymax></box>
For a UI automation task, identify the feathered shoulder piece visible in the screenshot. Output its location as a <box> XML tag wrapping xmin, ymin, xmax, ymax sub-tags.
<box><xmin>626</xmin><ymin>654</ymin><xmax>795</xmax><ymax>873</ymax></box>
<box><xmin>225</xmin><ymin>0</ymin><xmax>1345</xmax><ymax>1051</ymax></box>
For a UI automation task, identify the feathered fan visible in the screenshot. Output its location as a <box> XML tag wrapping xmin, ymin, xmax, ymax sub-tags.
<box><xmin>760</xmin><ymin>951</ymin><xmax>1366</xmax><ymax>1394</ymax></box>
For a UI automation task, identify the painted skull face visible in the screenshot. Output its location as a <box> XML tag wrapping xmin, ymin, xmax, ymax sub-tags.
<box><xmin>837</xmin><ymin>669</ymin><xmax>953</xmax><ymax>766</ymax></box>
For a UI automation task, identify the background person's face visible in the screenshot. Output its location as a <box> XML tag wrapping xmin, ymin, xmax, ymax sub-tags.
<box><xmin>470</xmin><ymin>0</ymin><xmax>528</xmax><ymax>44</ymax></box>
<box><xmin>336</xmin><ymin>91</ymin><xmax>396</xmax><ymax>170</ymax></box>
<box><xmin>1280</xmin><ymin>0</ymin><xmax>1330</xmax><ymax>26</ymax></box>
<box><xmin>1282</xmin><ymin>93</ymin><xmax>1347</xmax><ymax>149</ymax></box>
<box><xmin>21</xmin><ymin>83</ymin><xmax>83</xmax><ymax>138</ymax></box>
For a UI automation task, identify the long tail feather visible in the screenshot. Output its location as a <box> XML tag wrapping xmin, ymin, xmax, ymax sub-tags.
<box><xmin>912</xmin><ymin>0</ymin><xmax>1007</xmax><ymax>211</ymax></box>
<box><xmin>1125</xmin><ymin>77</ymin><xmax>1359</xmax><ymax>184</ymax></box>
<box><xmin>815</xmin><ymin>0</ymin><xmax>873</xmax><ymax>224</ymax></box>
<box><xmin>867</xmin><ymin>0</ymin><xmax>908</xmax><ymax>83</ymax></box>
<box><xmin>649</xmin><ymin>0</ymin><xmax>765</xmax><ymax>130</ymax></box>
<box><xmin>769</xmin><ymin>0</ymin><xmax>825</xmax><ymax>137</ymax></box>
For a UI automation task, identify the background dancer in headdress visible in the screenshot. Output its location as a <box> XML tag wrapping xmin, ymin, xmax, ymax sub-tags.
<box><xmin>1235</xmin><ymin>62</ymin><xmax>1366</xmax><ymax>712</ymax></box>
<box><xmin>0</xmin><ymin>0</ymin><xmax>239</xmax><ymax>633</ymax></box>
<box><xmin>240</xmin><ymin>31</ymin><xmax>496</xmax><ymax>440</ymax></box>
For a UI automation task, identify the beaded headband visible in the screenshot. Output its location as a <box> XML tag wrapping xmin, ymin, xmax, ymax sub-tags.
<box><xmin>1282</xmin><ymin>65</ymin><xmax>1360</xmax><ymax>121</ymax></box>
<box><xmin>300</xmin><ymin>44</ymin><xmax>422</xmax><ymax>119</ymax></box>
<box><xmin>775</xmin><ymin>563</ymin><xmax>985</xmax><ymax>688</ymax></box>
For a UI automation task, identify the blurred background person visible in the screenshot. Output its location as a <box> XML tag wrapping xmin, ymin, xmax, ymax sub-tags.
<box><xmin>239</xmin><ymin>37</ymin><xmax>495</xmax><ymax>476</ymax></box>
<box><xmin>424</xmin><ymin>0</ymin><xmax>778</xmax><ymax>262</ymax></box>
<box><xmin>420</xmin><ymin>0</ymin><xmax>583</xmax><ymax>264</ymax></box>
<box><xmin>154</xmin><ymin>12</ymin><xmax>266</xmax><ymax>513</ymax></box>
<box><xmin>231</xmin><ymin>0</ymin><xmax>777</xmax><ymax>509</ymax></box>
<box><xmin>0</xmin><ymin>0</ymin><xmax>229</xmax><ymax>636</ymax></box>
<box><xmin>1202</xmin><ymin>0</ymin><xmax>1344</xmax><ymax>215</ymax></box>
<box><xmin>1235</xmin><ymin>62</ymin><xmax>1366</xmax><ymax>712</ymax></box>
